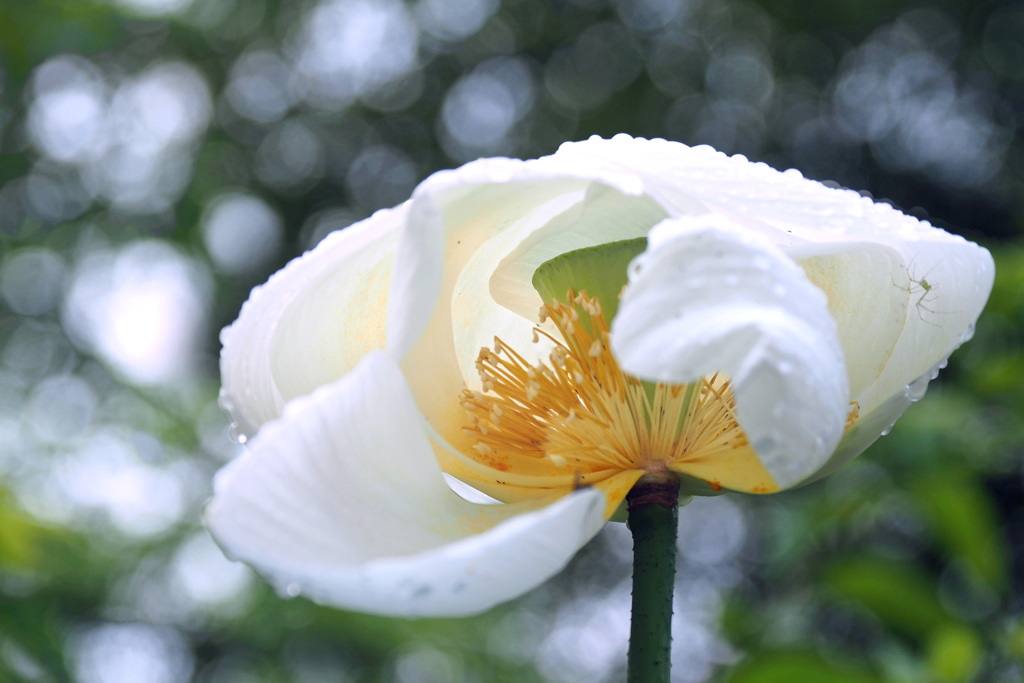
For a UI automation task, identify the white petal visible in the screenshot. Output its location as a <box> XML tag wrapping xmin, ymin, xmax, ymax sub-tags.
<box><xmin>611</xmin><ymin>216</ymin><xmax>849</xmax><ymax>489</ymax></box>
<box><xmin>794</xmin><ymin>242</ymin><xmax>908</xmax><ymax>402</ymax></box>
<box><xmin>844</xmin><ymin>239</ymin><xmax>992</xmax><ymax>412</ymax></box>
<box><xmin>809</xmin><ymin>389</ymin><xmax>911</xmax><ymax>483</ymax></box>
<box><xmin>488</xmin><ymin>183</ymin><xmax>668</xmax><ymax>321</ymax></box>
<box><xmin>386</xmin><ymin>156</ymin><xmax>664</xmax><ymax>446</ymax></box>
<box><xmin>220</xmin><ymin>206</ymin><xmax>403</xmax><ymax>438</ymax></box>
<box><xmin>558</xmin><ymin>136</ymin><xmax>993</xmax><ymax>402</ymax></box>
<box><xmin>561</xmin><ymin>135</ymin><xmax>992</xmax><ymax>478</ymax></box>
<box><xmin>206</xmin><ymin>351</ymin><xmax>607</xmax><ymax>617</ymax></box>
<box><xmin>799</xmin><ymin>239</ymin><xmax>993</xmax><ymax>481</ymax></box>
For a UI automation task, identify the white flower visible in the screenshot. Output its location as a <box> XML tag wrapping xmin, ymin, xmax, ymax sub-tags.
<box><xmin>205</xmin><ymin>135</ymin><xmax>993</xmax><ymax>617</ymax></box>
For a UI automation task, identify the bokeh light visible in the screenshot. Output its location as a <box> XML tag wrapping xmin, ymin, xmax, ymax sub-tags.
<box><xmin>71</xmin><ymin>623</ymin><xmax>193</xmax><ymax>683</ymax></box>
<box><xmin>63</xmin><ymin>241</ymin><xmax>210</xmax><ymax>385</ymax></box>
<box><xmin>289</xmin><ymin>0</ymin><xmax>420</xmax><ymax>110</ymax></box>
<box><xmin>202</xmin><ymin>193</ymin><xmax>283</xmax><ymax>274</ymax></box>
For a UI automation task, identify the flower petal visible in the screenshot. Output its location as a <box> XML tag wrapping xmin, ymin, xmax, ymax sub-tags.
<box><xmin>611</xmin><ymin>216</ymin><xmax>849</xmax><ymax>490</ymax></box>
<box><xmin>558</xmin><ymin>136</ymin><xmax>993</xmax><ymax>410</ymax></box>
<box><xmin>558</xmin><ymin>135</ymin><xmax>992</xmax><ymax>480</ymax></box>
<box><xmin>386</xmin><ymin>158</ymin><xmax>662</xmax><ymax>461</ymax></box>
<box><xmin>220</xmin><ymin>206</ymin><xmax>403</xmax><ymax>439</ymax></box>
<box><xmin>794</xmin><ymin>242</ymin><xmax>909</xmax><ymax>403</ymax></box>
<box><xmin>801</xmin><ymin>239</ymin><xmax>993</xmax><ymax>481</ymax></box>
<box><xmin>206</xmin><ymin>351</ymin><xmax>607</xmax><ymax>617</ymax></box>
<box><xmin>488</xmin><ymin>183</ymin><xmax>668</xmax><ymax>321</ymax></box>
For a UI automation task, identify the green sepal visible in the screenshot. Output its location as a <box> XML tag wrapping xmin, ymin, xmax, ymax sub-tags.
<box><xmin>531</xmin><ymin>237</ymin><xmax>648</xmax><ymax>330</ymax></box>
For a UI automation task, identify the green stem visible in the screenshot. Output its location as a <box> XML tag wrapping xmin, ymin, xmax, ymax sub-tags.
<box><xmin>627</xmin><ymin>471</ymin><xmax>680</xmax><ymax>683</ymax></box>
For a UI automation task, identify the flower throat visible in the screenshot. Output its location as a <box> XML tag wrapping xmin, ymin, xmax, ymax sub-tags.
<box><xmin>459</xmin><ymin>239</ymin><xmax>756</xmax><ymax>495</ymax></box>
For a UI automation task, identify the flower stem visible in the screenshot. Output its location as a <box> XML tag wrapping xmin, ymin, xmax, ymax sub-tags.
<box><xmin>627</xmin><ymin>470</ymin><xmax>680</xmax><ymax>683</ymax></box>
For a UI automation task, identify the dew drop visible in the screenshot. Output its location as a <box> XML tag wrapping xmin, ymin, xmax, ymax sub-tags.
<box><xmin>229</xmin><ymin>425</ymin><xmax>247</xmax><ymax>445</ymax></box>
<box><xmin>905</xmin><ymin>376</ymin><xmax>930</xmax><ymax>402</ymax></box>
<box><xmin>217</xmin><ymin>386</ymin><xmax>234</xmax><ymax>411</ymax></box>
<box><xmin>284</xmin><ymin>583</ymin><xmax>301</xmax><ymax>598</ymax></box>
<box><xmin>219</xmin><ymin>388</ymin><xmax>247</xmax><ymax>443</ymax></box>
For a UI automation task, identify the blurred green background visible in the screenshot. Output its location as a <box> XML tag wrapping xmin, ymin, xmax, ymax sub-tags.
<box><xmin>0</xmin><ymin>0</ymin><xmax>1021</xmax><ymax>680</ymax></box>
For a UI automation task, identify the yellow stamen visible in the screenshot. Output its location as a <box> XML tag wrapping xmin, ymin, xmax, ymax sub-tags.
<box><xmin>846</xmin><ymin>401</ymin><xmax>860</xmax><ymax>428</ymax></box>
<box><xmin>459</xmin><ymin>290</ymin><xmax>753</xmax><ymax>485</ymax></box>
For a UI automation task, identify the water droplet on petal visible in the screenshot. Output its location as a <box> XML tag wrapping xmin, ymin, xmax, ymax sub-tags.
<box><xmin>905</xmin><ymin>375</ymin><xmax>930</xmax><ymax>402</ymax></box>
<box><xmin>229</xmin><ymin>424</ymin><xmax>247</xmax><ymax>445</ymax></box>
<box><xmin>219</xmin><ymin>388</ymin><xmax>248</xmax><ymax>443</ymax></box>
<box><xmin>283</xmin><ymin>583</ymin><xmax>301</xmax><ymax>598</ymax></box>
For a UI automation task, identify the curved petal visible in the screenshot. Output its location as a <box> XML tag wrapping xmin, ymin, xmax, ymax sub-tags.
<box><xmin>794</xmin><ymin>242</ymin><xmax>909</xmax><ymax>403</ymax></box>
<box><xmin>386</xmin><ymin>155</ymin><xmax>646</xmax><ymax>362</ymax></box>
<box><xmin>488</xmin><ymin>183</ymin><xmax>668</xmax><ymax>321</ymax></box>
<box><xmin>387</xmin><ymin>158</ymin><xmax>665</xmax><ymax>459</ymax></box>
<box><xmin>557</xmin><ymin>136</ymin><xmax>992</xmax><ymax>480</ymax></box>
<box><xmin>844</xmin><ymin>239</ymin><xmax>993</xmax><ymax>413</ymax></box>
<box><xmin>794</xmin><ymin>236</ymin><xmax>992</xmax><ymax>477</ymax></box>
<box><xmin>220</xmin><ymin>206</ymin><xmax>404</xmax><ymax>439</ymax></box>
<box><xmin>611</xmin><ymin>216</ymin><xmax>849</xmax><ymax>490</ymax></box>
<box><xmin>556</xmin><ymin>136</ymin><xmax>993</xmax><ymax>412</ymax></box>
<box><xmin>206</xmin><ymin>351</ymin><xmax>607</xmax><ymax>617</ymax></box>
<box><xmin>809</xmin><ymin>389</ymin><xmax>913</xmax><ymax>483</ymax></box>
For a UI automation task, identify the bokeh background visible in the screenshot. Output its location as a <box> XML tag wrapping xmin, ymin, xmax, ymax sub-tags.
<box><xmin>0</xmin><ymin>0</ymin><xmax>1022</xmax><ymax>680</ymax></box>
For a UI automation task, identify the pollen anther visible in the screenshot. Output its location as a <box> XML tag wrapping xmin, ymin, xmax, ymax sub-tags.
<box><xmin>461</xmin><ymin>290</ymin><xmax>749</xmax><ymax>484</ymax></box>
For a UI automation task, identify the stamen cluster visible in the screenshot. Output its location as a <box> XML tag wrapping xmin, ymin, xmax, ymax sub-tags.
<box><xmin>459</xmin><ymin>291</ymin><xmax>749</xmax><ymax>484</ymax></box>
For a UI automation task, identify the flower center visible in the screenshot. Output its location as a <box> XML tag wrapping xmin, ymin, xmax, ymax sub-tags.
<box><xmin>459</xmin><ymin>290</ymin><xmax>748</xmax><ymax>489</ymax></box>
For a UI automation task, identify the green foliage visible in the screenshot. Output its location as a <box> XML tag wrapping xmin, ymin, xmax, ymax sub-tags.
<box><xmin>724</xmin><ymin>652</ymin><xmax>881</xmax><ymax>683</ymax></box>
<box><xmin>825</xmin><ymin>557</ymin><xmax>955</xmax><ymax>640</ymax></box>
<box><xmin>913</xmin><ymin>469</ymin><xmax>1007</xmax><ymax>592</ymax></box>
<box><xmin>0</xmin><ymin>0</ymin><xmax>122</xmax><ymax>79</ymax></box>
<box><xmin>927</xmin><ymin>624</ymin><xmax>984</xmax><ymax>683</ymax></box>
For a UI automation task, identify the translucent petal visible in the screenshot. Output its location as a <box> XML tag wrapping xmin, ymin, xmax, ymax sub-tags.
<box><xmin>555</xmin><ymin>138</ymin><xmax>993</xmax><ymax>399</ymax></box>
<box><xmin>561</xmin><ymin>135</ymin><xmax>992</xmax><ymax>481</ymax></box>
<box><xmin>611</xmin><ymin>216</ymin><xmax>849</xmax><ymax>489</ymax></box>
<box><xmin>388</xmin><ymin>158</ymin><xmax>662</xmax><ymax>455</ymax></box>
<box><xmin>220</xmin><ymin>206</ymin><xmax>404</xmax><ymax>438</ymax></box>
<box><xmin>206</xmin><ymin>352</ymin><xmax>607</xmax><ymax>617</ymax></box>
